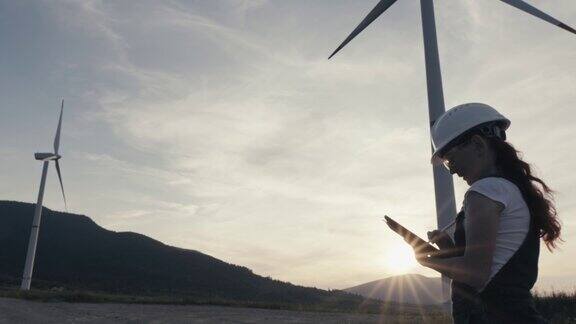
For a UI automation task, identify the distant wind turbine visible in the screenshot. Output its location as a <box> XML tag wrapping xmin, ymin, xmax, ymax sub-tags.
<box><xmin>21</xmin><ymin>100</ymin><xmax>68</xmax><ymax>291</ymax></box>
<box><xmin>328</xmin><ymin>0</ymin><xmax>575</xmax><ymax>303</ymax></box>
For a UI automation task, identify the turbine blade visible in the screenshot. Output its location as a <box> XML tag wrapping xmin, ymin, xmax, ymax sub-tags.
<box><xmin>328</xmin><ymin>0</ymin><xmax>400</xmax><ymax>59</ymax></box>
<box><xmin>499</xmin><ymin>0</ymin><xmax>576</xmax><ymax>35</ymax></box>
<box><xmin>54</xmin><ymin>100</ymin><xmax>64</xmax><ymax>154</ymax></box>
<box><xmin>54</xmin><ymin>160</ymin><xmax>68</xmax><ymax>211</ymax></box>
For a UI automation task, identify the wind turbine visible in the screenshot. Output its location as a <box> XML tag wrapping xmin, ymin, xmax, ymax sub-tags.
<box><xmin>328</xmin><ymin>0</ymin><xmax>575</xmax><ymax>303</ymax></box>
<box><xmin>21</xmin><ymin>100</ymin><xmax>68</xmax><ymax>291</ymax></box>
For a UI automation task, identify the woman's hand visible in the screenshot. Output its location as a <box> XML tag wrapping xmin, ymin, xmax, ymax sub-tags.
<box><xmin>415</xmin><ymin>192</ymin><xmax>503</xmax><ymax>287</ymax></box>
<box><xmin>427</xmin><ymin>230</ymin><xmax>454</xmax><ymax>250</ymax></box>
<box><xmin>413</xmin><ymin>231</ymin><xmax>453</xmax><ymax>270</ymax></box>
<box><xmin>413</xmin><ymin>249</ymin><xmax>435</xmax><ymax>268</ymax></box>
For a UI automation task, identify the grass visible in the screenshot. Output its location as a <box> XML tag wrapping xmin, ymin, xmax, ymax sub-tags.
<box><xmin>3</xmin><ymin>286</ymin><xmax>574</xmax><ymax>322</ymax></box>
<box><xmin>533</xmin><ymin>290</ymin><xmax>576</xmax><ymax>323</ymax></box>
<box><xmin>0</xmin><ymin>285</ymin><xmax>451</xmax><ymax>322</ymax></box>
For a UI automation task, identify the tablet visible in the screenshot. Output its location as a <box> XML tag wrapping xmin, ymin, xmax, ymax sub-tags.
<box><xmin>383</xmin><ymin>215</ymin><xmax>441</xmax><ymax>256</ymax></box>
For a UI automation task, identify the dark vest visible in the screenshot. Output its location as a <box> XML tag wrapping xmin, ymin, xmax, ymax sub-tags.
<box><xmin>452</xmin><ymin>177</ymin><xmax>540</xmax><ymax>300</ymax></box>
<box><xmin>452</xmin><ymin>178</ymin><xmax>547</xmax><ymax>324</ymax></box>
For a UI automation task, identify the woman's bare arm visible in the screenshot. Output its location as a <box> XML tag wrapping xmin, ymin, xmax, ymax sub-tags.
<box><xmin>416</xmin><ymin>191</ymin><xmax>502</xmax><ymax>290</ymax></box>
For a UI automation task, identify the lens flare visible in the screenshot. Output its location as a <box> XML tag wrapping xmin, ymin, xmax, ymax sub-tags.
<box><xmin>383</xmin><ymin>243</ymin><xmax>418</xmax><ymax>275</ymax></box>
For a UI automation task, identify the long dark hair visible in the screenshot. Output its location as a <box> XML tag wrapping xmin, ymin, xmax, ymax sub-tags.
<box><xmin>486</xmin><ymin>137</ymin><xmax>562</xmax><ymax>251</ymax></box>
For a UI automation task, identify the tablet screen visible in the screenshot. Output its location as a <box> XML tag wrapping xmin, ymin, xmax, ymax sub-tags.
<box><xmin>383</xmin><ymin>215</ymin><xmax>440</xmax><ymax>256</ymax></box>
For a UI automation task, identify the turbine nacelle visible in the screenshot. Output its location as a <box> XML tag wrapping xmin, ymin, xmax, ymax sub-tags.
<box><xmin>32</xmin><ymin>100</ymin><xmax>67</xmax><ymax>211</ymax></box>
<box><xmin>34</xmin><ymin>153</ymin><xmax>61</xmax><ymax>161</ymax></box>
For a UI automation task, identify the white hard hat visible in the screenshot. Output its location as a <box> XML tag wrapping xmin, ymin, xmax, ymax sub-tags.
<box><xmin>431</xmin><ymin>103</ymin><xmax>510</xmax><ymax>165</ymax></box>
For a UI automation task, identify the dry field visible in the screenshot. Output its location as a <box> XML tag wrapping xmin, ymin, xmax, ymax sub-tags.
<box><xmin>0</xmin><ymin>297</ymin><xmax>450</xmax><ymax>324</ymax></box>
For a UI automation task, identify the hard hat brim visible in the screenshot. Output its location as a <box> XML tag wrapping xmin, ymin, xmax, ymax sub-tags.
<box><xmin>430</xmin><ymin>119</ymin><xmax>510</xmax><ymax>165</ymax></box>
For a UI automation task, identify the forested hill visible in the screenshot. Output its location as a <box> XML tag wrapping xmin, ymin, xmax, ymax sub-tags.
<box><xmin>0</xmin><ymin>201</ymin><xmax>367</xmax><ymax>307</ymax></box>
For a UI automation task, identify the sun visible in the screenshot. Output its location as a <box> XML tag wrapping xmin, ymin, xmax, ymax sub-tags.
<box><xmin>383</xmin><ymin>242</ymin><xmax>418</xmax><ymax>274</ymax></box>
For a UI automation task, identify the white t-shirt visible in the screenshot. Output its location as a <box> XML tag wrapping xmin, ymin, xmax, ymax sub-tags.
<box><xmin>463</xmin><ymin>177</ymin><xmax>530</xmax><ymax>289</ymax></box>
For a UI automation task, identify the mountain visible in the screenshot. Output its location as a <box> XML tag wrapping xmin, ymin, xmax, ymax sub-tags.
<box><xmin>0</xmin><ymin>201</ymin><xmax>375</xmax><ymax>308</ymax></box>
<box><xmin>345</xmin><ymin>274</ymin><xmax>447</xmax><ymax>305</ymax></box>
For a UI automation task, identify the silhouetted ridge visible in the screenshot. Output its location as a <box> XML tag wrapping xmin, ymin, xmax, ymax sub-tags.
<box><xmin>345</xmin><ymin>274</ymin><xmax>447</xmax><ymax>305</ymax></box>
<box><xmin>0</xmin><ymin>201</ymin><xmax>368</xmax><ymax>306</ymax></box>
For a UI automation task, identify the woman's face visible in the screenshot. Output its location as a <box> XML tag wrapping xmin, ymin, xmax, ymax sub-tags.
<box><xmin>441</xmin><ymin>135</ymin><xmax>494</xmax><ymax>185</ymax></box>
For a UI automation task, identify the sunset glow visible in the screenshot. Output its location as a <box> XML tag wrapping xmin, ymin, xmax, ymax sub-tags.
<box><xmin>383</xmin><ymin>243</ymin><xmax>418</xmax><ymax>275</ymax></box>
<box><xmin>0</xmin><ymin>0</ymin><xmax>574</xmax><ymax>293</ymax></box>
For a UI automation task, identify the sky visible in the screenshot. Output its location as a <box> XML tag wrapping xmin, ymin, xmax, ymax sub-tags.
<box><xmin>1</xmin><ymin>0</ymin><xmax>575</xmax><ymax>293</ymax></box>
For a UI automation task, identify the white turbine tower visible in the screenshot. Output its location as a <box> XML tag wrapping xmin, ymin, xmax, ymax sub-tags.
<box><xmin>329</xmin><ymin>0</ymin><xmax>575</xmax><ymax>304</ymax></box>
<box><xmin>21</xmin><ymin>100</ymin><xmax>68</xmax><ymax>291</ymax></box>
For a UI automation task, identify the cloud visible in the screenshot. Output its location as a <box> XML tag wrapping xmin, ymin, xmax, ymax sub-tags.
<box><xmin>86</xmin><ymin>0</ymin><xmax>576</xmax><ymax>288</ymax></box>
<box><xmin>1</xmin><ymin>0</ymin><xmax>575</xmax><ymax>289</ymax></box>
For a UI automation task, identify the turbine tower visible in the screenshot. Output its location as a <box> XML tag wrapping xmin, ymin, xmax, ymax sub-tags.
<box><xmin>21</xmin><ymin>100</ymin><xmax>68</xmax><ymax>291</ymax></box>
<box><xmin>328</xmin><ymin>0</ymin><xmax>575</xmax><ymax>303</ymax></box>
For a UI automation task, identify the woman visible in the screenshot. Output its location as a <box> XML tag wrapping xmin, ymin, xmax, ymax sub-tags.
<box><xmin>414</xmin><ymin>103</ymin><xmax>561</xmax><ymax>323</ymax></box>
